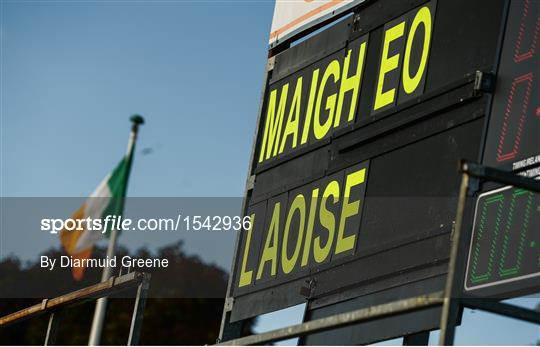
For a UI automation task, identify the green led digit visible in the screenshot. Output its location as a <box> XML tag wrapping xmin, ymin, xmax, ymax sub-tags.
<box><xmin>499</xmin><ymin>188</ymin><xmax>533</xmax><ymax>278</ymax></box>
<box><xmin>470</xmin><ymin>193</ymin><xmax>505</xmax><ymax>284</ymax></box>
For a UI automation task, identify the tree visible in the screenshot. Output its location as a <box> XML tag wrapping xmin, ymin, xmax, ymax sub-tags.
<box><xmin>0</xmin><ymin>241</ymin><xmax>254</xmax><ymax>345</ymax></box>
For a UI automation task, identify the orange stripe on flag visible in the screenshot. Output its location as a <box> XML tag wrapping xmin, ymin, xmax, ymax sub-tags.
<box><xmin>59</xmin><ymin>203</ymin><xmax>94</xmax><ymax>281</ymax></box>
<box><xmin>59</xmin><ymin>203</ymin><xmax>86</xmax><ymax>254</ymax></box>
<box><xmin>71</xmin><ymin>247</ymin><xmax>93</xmax><ymax>281</ymax></box>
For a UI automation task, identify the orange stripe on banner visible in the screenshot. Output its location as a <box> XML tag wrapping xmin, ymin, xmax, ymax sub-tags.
<box><xmin>59</xmin><ymin>203</ymin><xmax>86</xmax><ymax>254</ymax></box>
<box><xmin>270</xmin><ymin>0</ymin><xmax>346</xmax><ymax>40</ymax></box>
<box><xmin>71</xmin><ymin>247</ymin><xmax>93</xmax><ymax>281</ymax></box>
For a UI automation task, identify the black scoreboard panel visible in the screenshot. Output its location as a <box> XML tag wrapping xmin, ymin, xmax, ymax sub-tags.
<box><xmin>464</xmin><ymin>0</ymin><xmax>540</xmax><ymax>298</ymax></box>
<box><xmin>229</xmin><ymin>0</ymin><xmax>507</xmax><ymax>340</ymax></box>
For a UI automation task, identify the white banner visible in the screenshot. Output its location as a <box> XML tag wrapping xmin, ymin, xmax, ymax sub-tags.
<box><xmin>269</xmin><ymin>0</ymin><xmax>365</xmax><ymax>46</ymax></box>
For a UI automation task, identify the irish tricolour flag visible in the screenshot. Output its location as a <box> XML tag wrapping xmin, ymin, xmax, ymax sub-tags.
<box><xmin>60</xmin><ymin>153</ymin><xmax>133</xmax><ymax>280</ymax></box>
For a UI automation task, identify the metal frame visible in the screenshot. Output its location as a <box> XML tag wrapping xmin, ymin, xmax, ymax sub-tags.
<box><xmin>217</xmin><ymin>292</ymin><xmax>444</xmax><ymax>346</ymax></box>
<box><xmin>0</xmin><ymin>271</ymin><xmax>151</xmax><ymax>345</ymax></box>
<box><xmin>217</xmin><ymin>54</ymin><xmax>276</xmax><ymax>342</ymax></box>
<box><xmin>127</xmin><ymin>276</ymin><xmax>150</xmax><ymax>345</ymax></box>
<box><xmin>438</xmin><ymin>161</ymin><xmax>540</xmax><ymax>345</ymax></box>
<box><xmin>217</xmin><ymin>161</ymin><xmax>540</xmax><ymax>345</ymax></box>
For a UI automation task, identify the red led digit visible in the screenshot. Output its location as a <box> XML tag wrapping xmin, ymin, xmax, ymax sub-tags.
<box><xmin>513</xmin><ymin>0</ymin><xmax>540</xmax><ymax>63</ymax></box>
<box><xmin>496</xmin><ymin>72</ymin><xmax>534</xmax><ymax>162</ymax></box>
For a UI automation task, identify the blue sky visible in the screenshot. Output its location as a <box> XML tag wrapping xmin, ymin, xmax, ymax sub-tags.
<box><xmin>2</xmin><ymin>1</ymin><xmax>272</xmax><ymax>199</ymax></box>
<box><xmin>1</xmin><ymin>0</ymin><xmax>273</xmax><ymax>266</ymax></box>
<box><xmin>1</xmin><ymin>0</ymin><xmax>538</xmax><ymax>344</ymax></box>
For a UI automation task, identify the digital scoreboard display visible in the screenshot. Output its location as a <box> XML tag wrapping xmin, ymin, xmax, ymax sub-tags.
<box><xmin>465</xmin><ymin>186</ymin><xmax>540</xmax><ymax>294</ymax></box>
<box><xmin>465</xmin><ymin>0</ymin><xmax>540</xmax><ymax>296</ymax></box>
<box><xmin>483</xmin><ymin>0</ymin><xmax>540</xmax><ymax>173</ymax></box>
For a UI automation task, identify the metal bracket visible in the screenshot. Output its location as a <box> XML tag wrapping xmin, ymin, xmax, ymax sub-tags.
<box><xmin>246</xmin><ymin>175</ymin><xmax>256</xmax><ymax>191</ymax></box>
<box><xmin>224</xmin><ymin>297</ymin><xmax>235</xmax><ymax>312</ymax></box>
<box><xmin>267</xmin><ymin>56</ymin><xmax>276</xmax><ymax>72</ymax></box>
<box><xmin>300</xmin><ymin>279</ymin><xmax>316</xmax><ymax>299</ymax></box>
<box><xmin>474</xmin><ymin>71</ymin><xmax>496</xmax><ymax>94</ymax></box>
<box><xmin>352</xmin><ymin>13</ymin><xmax>362</xmax><ymax>33</ymax></box>
<box><xmin>461</xmin><ymin>161</ymin><xmax>540</xmax><ymax>193</ymax></box>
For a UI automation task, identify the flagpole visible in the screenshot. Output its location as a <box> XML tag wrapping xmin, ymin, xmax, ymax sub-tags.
<box><xmin>88</xmin><ymin>115</ymin><xmax>144</xmax><ymax>346</ymax></box>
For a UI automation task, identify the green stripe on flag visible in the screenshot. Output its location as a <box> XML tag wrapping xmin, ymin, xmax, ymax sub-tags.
<box><xmin>102</xmin><ymin>153</ymin><xmax>133</xmax><ymax>237</ymax></box>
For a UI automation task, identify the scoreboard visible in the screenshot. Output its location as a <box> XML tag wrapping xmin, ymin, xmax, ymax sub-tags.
<box><xmin>223</xmin><ymin>0</ymin><xmax>539</xmax><ymax>343</ymax></box>
<box><xmin>483</xmin><ymin>0</ymin><xmax>539</xmax><ymax>172</ymax></box>
<box><xmin>465</xmin><ymin>186</ymin><xmax>540</xmax><ymax>296</ymax></box>
<box><xmin>464</xmin><ymin>0</ymin><xmax>540</xmax><ymax>298</ymax></box>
